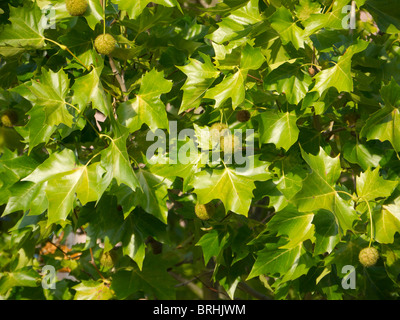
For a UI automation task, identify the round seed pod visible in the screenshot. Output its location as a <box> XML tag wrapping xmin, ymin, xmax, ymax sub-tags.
<box><xmin>359</xmin><ymin>247</ymin><xmax>379</xmax><ymax>267</ymax></box>
<box><xmin>236</xmin><ymin>110</ymin><xmax>251</xmax><ymax>122</ymax></box>
<box><xmin>195</xmin><ymin>203</ymin><xmax>215</xmax><ymax>221</ymax></box>
<box><xmin>66</xmin><ymin>0</ymin><xmax>88</xmax><ymax>16</ymax></box>
<box><xmin>1</xmin><ymin>110</ymin><xmax>18</xmax><ymax>127</ymax></box>
<box><xmin>94</xmin><ymin>33</ymin><xmax>117</xmax><ymax>55</ymax></box>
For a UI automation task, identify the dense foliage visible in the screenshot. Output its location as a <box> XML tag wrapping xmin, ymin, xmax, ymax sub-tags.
<box><xmin>1</xmin><ymin>0</ymin><xmax>400</xmax><ymax>300</ymax></box>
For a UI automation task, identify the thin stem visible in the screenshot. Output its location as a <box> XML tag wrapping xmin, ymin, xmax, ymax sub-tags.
<box><xmin>325</xmin><ymin>0</ymin><xmax>335</xmax><ymax>13</ymax></box>
<box><xmin>84</xmin><ymin>150</ymin><xmax>103</xmax><ymax>167</ymax></box>
<box><xmin>103</xmin><ymin>0</ymin><xmax>107</xmax><ymax>35</ymax></box>
<box><xmin>362</xmin><ymin>198</ymin><xmax>374</xmax><ymax>247</ymax></box>
<box><xmin>247</xmin><ymin>74</ymin><xmax>263</xmax><ymax>82</ymax></box>
<box><xmin>336</xmin><ymin>190</ymin><xmax>357</xmax><ymax>201</ymax></box>
<box><xmin>65</xmin><ymin>101</ymin><xmax>103</xmax><ymax>138</ymax></box>
<box><xmin>45</xmin><ymin>38</ymin><xmax>90</xmax><ymax>71</ymax></box>
<box><xmin>89</xmin><ymin>247</ymin><xmax>107</xmax><ymax>281</ymax></box>
<box><xmin>109</xmin><ymin>56</ymin><xmax>128</xmax><ymax>101</ymax></box>
<box><xmin>99</xmin><ymin>133</ymin><xmax>114</xmax><ymax>142</ymax></box>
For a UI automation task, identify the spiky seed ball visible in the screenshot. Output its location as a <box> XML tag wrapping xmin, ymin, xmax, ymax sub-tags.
<box><xmin>66</xmin><ymin>0</ymin><xmax>88</xmax><ymax>16</ymax></box>
<box><xmin>236</xmin><ymin>110</ymin><xmax>251</xmax><ymax>123</ymax></box>
<box><xmin>195</xmin><ymin>203</ymin><xmax>215</xmax><ymax>221</ymax></box>
<box><xmin>210</xmin><ymin>122</ymin><xmax>229</xmax><ymax>144</ymax></box>
<box><xmin>94</xmin><ymin>33</ymin><xmax>117</xmax><ymax>55</ymax></box>
<box><xmin>359</xmin><ymin>247</ymin><xmax>379</xmax><ymax>267</ymax></box>
<box><xmin>1</xmin><ymin>110</ymin><xmax>18</xmax><ymax>127</ymax></box>
<box><xmin>220</xmin><ymin>134</ymin><xmax>241</xmax><ymax>154</ymax></box>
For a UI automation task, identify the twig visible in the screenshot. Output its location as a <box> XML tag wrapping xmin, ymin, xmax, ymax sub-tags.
<box><xmin>168</xmin><ymin>271</ymin><xmax>204</xmax><ymax>299</ymax></box>
<box><xmin>237</xmin><ymin>282</ymin><xmax>272</xmax><ymax>300</ymax></box>
<box><xmin>108</xmin><ymin>56</ymin><xmax>129</xmax><ymax>101</ymax></box>
<box><xmin>247</xmin><ymin>74</ymin><xmax>263</xmax><ymax>83</ymax></box>
<box><xmin>89</xmin><ymin>247</ymin><xmax>107</xmax><ymax>281</ymax></box>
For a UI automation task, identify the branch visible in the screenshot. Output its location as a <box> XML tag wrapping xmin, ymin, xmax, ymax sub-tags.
<box><xmin>108</xmin><ymin>56</ymin><xmax>129</xmax><ymax>101</ymax></box>
<box><xmin>168</xmin><ymin>271</ymin><xmax>204</xmax><ymax>299</ymax></box>
<box><xmin>237</xmin><ymin>282</ymin><xmax>272</xmax><ymax>300</ymax></box>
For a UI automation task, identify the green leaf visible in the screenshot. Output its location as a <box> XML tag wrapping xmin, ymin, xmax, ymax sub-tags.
<box><xmin>196</xmin><ymin>228</ymin><xmax>230</xmax><ymax>265</ymax></box>
<box><xmin>192</xmin><ymin>159</ymin><xmax>270</xmax><ymax>216</ymax></box>
<box><xmin>293</xmin><ymin>147</ymin><xmax>359</xmax><ymax>233</ymax></box>
<box><xmin>73</xmin><ymin>280</ymin><xmax>114</xmax><ymax>300</ymax></box>
<box><xmin>264</xmin><ymin>62</ymin><xmax>312</xmax><ymax>105</ymax></box>
<box><xmin>342</xmin><ymin>141</ymin><xmax>382</xmax><ymax>171</ymax></box>
<box><xmin>267</xmin><ymin>205</ymin><xmax>315</xmax><ymax>249</ymax></box>
<box><xmin>3</xmin><ymin>181</ymin><xmax>47</xmax><ymax>216</ymax></box>
<box><xmin>364</xmin><ymin>0</ymin><xmax>400</xmax><ymax>33</ymax></box>
<box><xmin>45</xmin><ymin>163</ymin><xmax>103</xmax><ymax>224</ymax></box>
<box><xmin>13</xmin><ymin>68</ymin><xmax>74</xmax><ymax>127</ymax></box>
<box><xmin>0</xmin><ymin>268</ymin><xmax>39</xmax><ymax>295</ymax></box>
<box><xmin>111</xmin><ymin>255</ymin><xmax>176</xmax><ymax>300</ymax></box>
<box><xmin>121</xmin><ymin>218</ymin><xmax>146</xmax><ymax>270</ymax></box>
<box><xmin>374</xmin><ymin>204</ymin><xmax>400</xmax><ymax>244</ymax></box>
<box><xmin>303</xmin><ymin>0</ymin><xmax>350</xmax><ymax>34</ymax></box>
<box><xmin>206</xmin><ymin>0</ymin><xmax>262</xmax><ymax>44</ymax></box>
<box><xmin>23</xmin><ymin>149</ymin><xmax>103</xmax><ymax>224</ymax></box>
<box><xmin>177</xmin><ymin>52</ymin><xmax>220</xmax><ymax>114</ymax></box>
<box><xmin>312</xmin><ymin>210</ymin><xmax>340</xmax><ymax>255</ymax></box>
<box><xmin>71</xmin><ymin>57</ymin><xmax>111</xmax><ymax>116</ymax></box>
<box><xmin>83</xmin><ymin>0</ymin><xmax>104</xmax><ymax>30</ymax></box>
<box><xmin>270</xmin><ymin>7</ymin><xmax>305</xmax><ymax>50</ymax></box>
<box><xmin>360</xmin><ymin>107</ymin><xmax>400</xmax><ymax>152</ymax></box>
<box><xmin>133</xmin><ymin>168</ymin><xmax>172</xmax><ymax>224</ymax></box>
<box><xmin>247</xmin><ymin>242</ymin><xmax>303</xmax><ymax>280</ymax></box>
<box><xmin>117</xmin><ymin>69</ymin><xmax>172</xmax><ymax>133</ymax></box>
<box><xmin>204</xmin><ymin>69</ymin><xmax>246</xmax><ymax>110</ymax></box>
<box><xmin>148</xmin><ymin>139</ymin><xmax>208</xmax><ymax>192</ymax></box>
<box><xmin>360</xmin><ymin>80</ymin><xmax>400</xmax><ymax>152</ymax></box>
<box><xmin>295</xmin><ymin>0</ymin><xmax>322</xmax><ymax>21</ymax></box>
<box><xmin>0</xmin><ymin>3</ymin><xmax>45</xmax><ymax>56</ymax></box>
<box><xmin>22</xmin><ymin>148</ymin><xmax>77</xmax><ymax>184</ymax></box>
<box><xmin>381</xmin><ymin>244</ymin><xmax>400</xmax><ymax>286</ymax></box>
<box><xmin>100</xmin><ymin>122</ymin><xmax>139</xmax><ymax>193</ymax></box>
<box><xmin>114</xmin><ymin>0</ymin><xmax>181</xmax><ymax>20</ymax></box>
<box><xmin>311</xmin><ymin>40</ymin><xmax>369</xmax><ymax>96</ymax></box>
<box><xmin>204</xmin><ymin>44</ymin><xmax>264</xmax><ymax>110</ymax></box>
<box><xmin>257</xmin><ymin>110</ymin><xmax>299</xmax><ymax>151</ymax></box>
<box><xmin>24</xmin><ymin>105</ymin><xmax>56</xmax><ymax>153</ymax></box>
<box><xmin>356</xmin><ymin>167</ymin><xmax>398</xmax><ymax>202</ymax></box>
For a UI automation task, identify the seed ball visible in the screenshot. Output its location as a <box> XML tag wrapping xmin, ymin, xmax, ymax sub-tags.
<box><xmin>1</xmin><ymin>110</ymin><xmax>18</xmax><ymax>127</ymax></box>
<box><xmin>236</xmin><ymin>110</ymin><xmax>251</xmax><ymax>122</ymax></box>
<box><xmin>359</xmin><ymin>247</ymin><xmax>379</xmax><ymax>267</ymax></box>
<box><xmin>308</xmin><ymin>66</ymin><xmax>316</xmax><ymax>76</ymax></box>
<box><xmin>94</xmin><ymin>33</ymin><xmax>117</xmax><ymax>55</ymax></box>
<box><xmin>210</xmin><ymin>122</ymin><xmax>229</xmax><ymax>145</ymax></box>
<box><xmin>195</xmin><ymin>203</ymin><xmax>215</xmax><ymax>221</ymax></box>
<box><xmin>66</xmin><ymin>0</ymin><xmax>88</xmax><ymax>16</ymax></box>
<box><xmin>220</xmin><ymin>134</ymin><xmax>241</xmax><ymax>154</ymax></box>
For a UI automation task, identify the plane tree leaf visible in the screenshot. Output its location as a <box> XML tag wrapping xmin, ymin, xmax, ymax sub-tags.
<box><xmin>177</xmin><ymin>52</ymin><xmax>220</xmax><ymax>114</ymax></box>
<box><xmin>117</xmin><ymin>69</ymin><xmax>172</xmax><ymax>133</ymax></box>
<box><xmin>192</xmin><ymin>156</ymin><xmax>270</xmax><ymax>216</ymax></box>
<box><xmin>256</xmin><ymin>110</ymin><xmax>299</xmax><ymax>151</ymax></box>
<box><xmin>0</xmin><ymin>2</ymin><xmax>45</xmax><ymax>56</ymax></box>
<box><xmin>356</xmin><ymin>167</ymin><xmax>398</xmax><ymax>202</ymax></box>
<box><xmin>293</xmin><ymin>147</ymin><xmax>359</xmax><ymax>233</ymax></box>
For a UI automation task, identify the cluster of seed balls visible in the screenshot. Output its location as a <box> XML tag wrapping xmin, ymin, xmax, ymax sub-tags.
<box><xmin>65</xmin><ymin>0</ymin><xmax>116</xmax><ymax>55</ymax></box>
